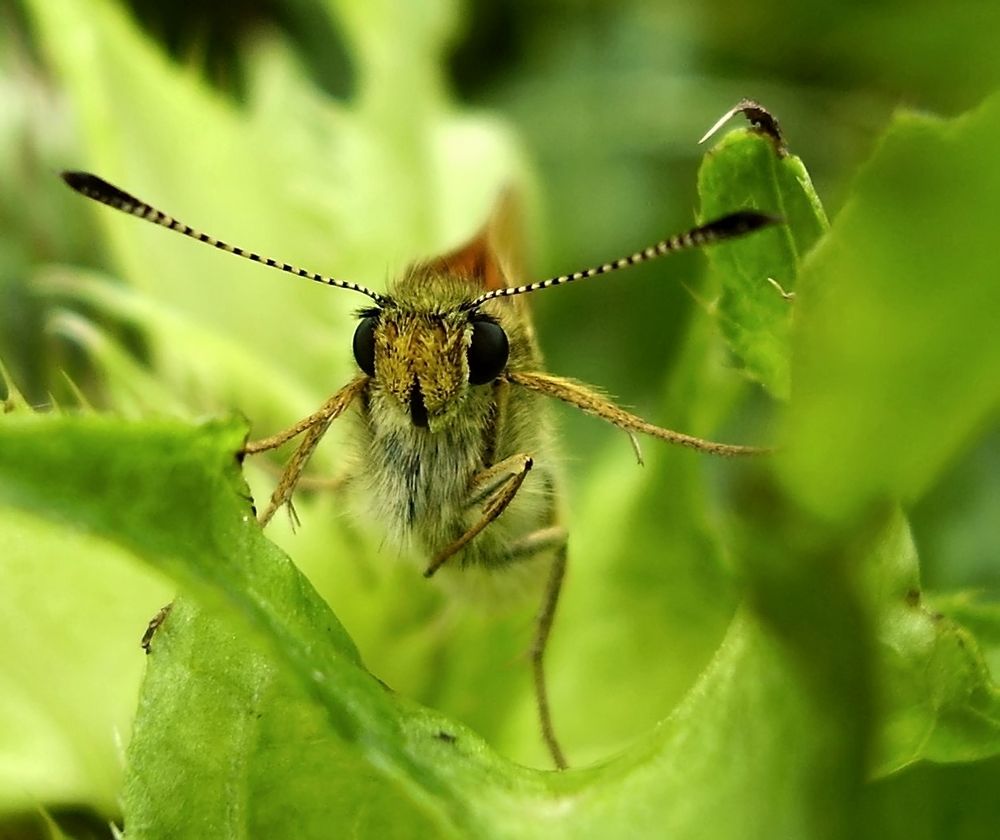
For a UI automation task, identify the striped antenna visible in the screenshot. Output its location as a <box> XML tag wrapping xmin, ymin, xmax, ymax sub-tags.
<box><xmin>61</xmin><ymin>172</ymin><xmax>388</xmax><ymax>306</ymax></box>
<box><xmin>462</xmin><ymin>210</ymin><xmax>780</xmax><ymax>310</ymax></box>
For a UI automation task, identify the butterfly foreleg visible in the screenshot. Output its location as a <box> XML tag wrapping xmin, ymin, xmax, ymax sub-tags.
<box><xmin>243</xmin><ymin>376</ymin><xmax>367</xmax><ymax>526</ymax></box>
<box><xmin>423</xmin><ymin>452</ymin><xmax>534</xmax><ymax>578</ymax></box>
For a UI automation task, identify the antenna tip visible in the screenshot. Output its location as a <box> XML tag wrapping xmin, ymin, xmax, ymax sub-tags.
<box><xmin>61</xmin><ymin>171</ymin><xmax>139</xmax><ymax>208</ymax></box>
<box><xmin>59</xmin><ymin>169</ymin><xmax>87</xmax><ymax>190</ymax></box>
<box><xmin>61</xmin><ymin>171</ymin><xmax>113</xmax><ymax>197</ymax></box>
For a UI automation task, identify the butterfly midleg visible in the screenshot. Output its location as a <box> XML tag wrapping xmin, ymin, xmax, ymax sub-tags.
<box><xmin>503</xmin><ymin>524</ymin><xmax>569</xmax><ymax>769</ymax></box>
<box><xmin>430</xmin><ymin>447</ymin><xmax>571</xmax><ymax>769</ymax></box>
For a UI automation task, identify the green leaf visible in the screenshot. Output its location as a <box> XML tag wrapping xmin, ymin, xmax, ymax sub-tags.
<box><xmin>698</xmin><ymin>124</ymin><xmax>828</xmax><ymax>399</ymax></box>
<box><xmin>861</xmin><ymin>512</ymin><xmax>1000</xmax><ymax>774</ymax></box>
<box><xmin>782</xmin><ymin>94</ymin><xmax>1000</xmax><ymax>521</ymax></box>
<box><xmin>5</xmin><ymin>413</ymin><xmax>995</xmax><ymax>838</ymax></box>
<box><xmin>0</xmin><ymin>506</ymin><xmax>171</xmax><ymax>814</ymax></box>
<box><xmin>0</xmin><ymin>415</ymin><xmax>526</xmax><ymax>836</ymax></box>
<box><xmin>929</xmin><ymin>591</ymin><xmax>1000</xmax><ymax>675</ymax></box>
<box><xmin>125</xmin><ymin>598</ymin><xmax>439</xmax><ymax>839</ymax></box>
<box><xmin>0</xmin><ymin>413</ymin><xmax>857</xmax><ymax>837</ymax></box>
<box><xmin>39</xmin><ymin>270</ymin><xmax>321</xmax><ymax>430</ymax></box>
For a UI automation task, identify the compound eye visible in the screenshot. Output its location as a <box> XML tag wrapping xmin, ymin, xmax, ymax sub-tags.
<box><xmin>467</xmin><ymin>318</ymin><xmax>509</xmax><ymax>385</ymax></box>
<box><xmin>352</xmin><ymin>315</ymin><xmax>377</xmax><ymax>376</ymax></box>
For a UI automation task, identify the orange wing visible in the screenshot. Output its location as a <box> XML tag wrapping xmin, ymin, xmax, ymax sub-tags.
<box><xmin>421</xmin><ymin>188</ymin><xmax>529</xmax><ymax>292</ymax></box>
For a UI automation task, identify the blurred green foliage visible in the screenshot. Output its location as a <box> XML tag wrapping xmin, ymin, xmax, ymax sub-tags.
<box><xmin>1</xmin><ymin>0</ymin><xmax>998</xmax><ymax>837</ymax></box>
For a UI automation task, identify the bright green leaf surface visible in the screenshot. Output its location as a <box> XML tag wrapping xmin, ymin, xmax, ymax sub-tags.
<box><xmin>0</xmin><ymin>508</ymin><xmax>171</xmax><ymax>814</ymax></box>
<box><xmin>124</xmin><ymin>599</ymin><xmax>439</xmax><ymax>839</ymax></box>
<box><xmin>698</xmin><ymin>128</ymin><xmax>828</xmax><ymax>399</ymax></box>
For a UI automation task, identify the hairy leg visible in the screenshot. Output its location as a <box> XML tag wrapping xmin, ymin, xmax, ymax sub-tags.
<box><xmin>243</xmin><ymin>377</ymin><xmax>367</xmax><ymax>525</ymax></box>
<box><xmin>423</xmin><ymin>452</ymin><xmax>534</xmax><ymax>578</ymax></box>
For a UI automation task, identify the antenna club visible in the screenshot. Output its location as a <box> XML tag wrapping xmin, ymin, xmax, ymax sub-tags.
<box><xmin>62</xmin><ymin>171</ymin><xmax>137</xmax><ymax>208</ymax></box>
<box><xmin>699</xmin><ymin>210</ymin><xmax>782</xmax><ymax>239</ymax></box>
<box><xmin>61</xmin><ymin>170</ymin><xmax>89</xmax><ymax>190</ymax></box>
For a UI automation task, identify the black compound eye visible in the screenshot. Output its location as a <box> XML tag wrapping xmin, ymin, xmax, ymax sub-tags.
<box><xmin>467</xmin><ymin>318</ymin><xmax>509</xmax><ymax>385</ymax></box>
<box><xmin>352</xmin><ymin>315</ymin><xmax>377</xmax><ymax>376</ymax></box>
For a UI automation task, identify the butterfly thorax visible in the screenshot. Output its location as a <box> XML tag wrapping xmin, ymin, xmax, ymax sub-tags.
<box><xmin>353</xmin><ymin>268</ymin><xmax>554</xmax><ymax>565</ymax></box>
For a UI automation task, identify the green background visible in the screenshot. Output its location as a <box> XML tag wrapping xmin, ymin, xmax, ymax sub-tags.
<box><xmin>1</xmin><ymin>1</ymin><xmax>998</xmax><ymax>837</ymax></box>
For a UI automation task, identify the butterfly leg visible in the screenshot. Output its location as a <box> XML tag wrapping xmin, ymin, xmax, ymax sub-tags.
<box><xmin>423</xmin><ymin>453</ymin><xmax>533</xmax><ymax>577</ymax></box>
<box><xmin>507</xmin><ymin>525</ymin><xmax>570</xmax><ymax>770</ymax></box>
<box><xmin>243</xmin><ymin>376</ymin><xmax>367</xmax><ymax>455</ymax></box>
<box><xmin>256</xmin><ymin>418</ymin><xmax>333</xmax><ymax>526</ymax></box>
<box><xmin>244</xmin><ymin>377</ymin><xmax>367</xmax><ymax>526</ymax></box>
